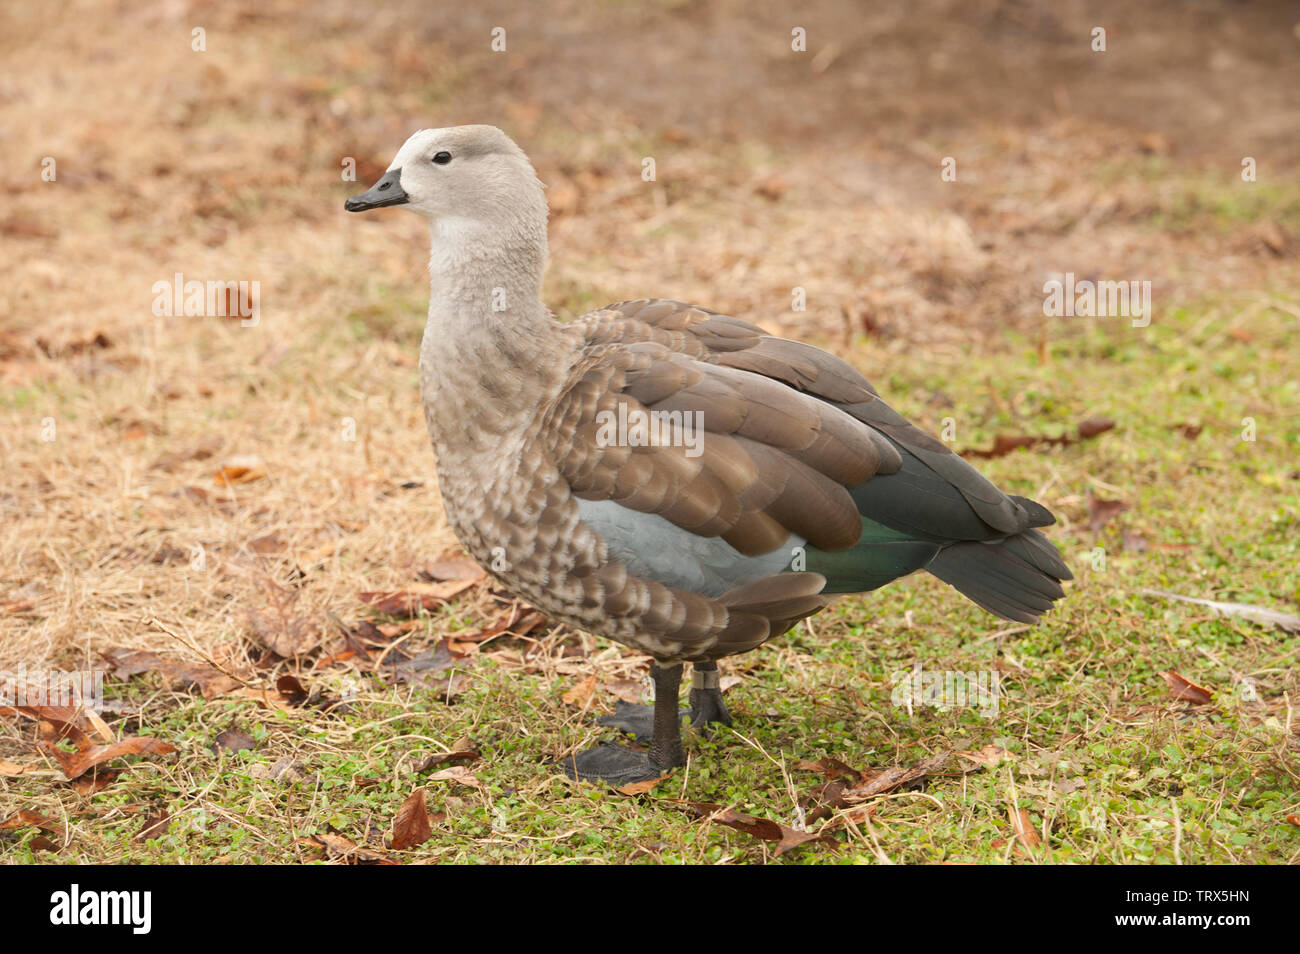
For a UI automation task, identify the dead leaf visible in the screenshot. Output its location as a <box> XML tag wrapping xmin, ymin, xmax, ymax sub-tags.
<box><xmin>41</xmin><ymin>736</ymin><xmax>178</xmax><ymax>780</ymax></box>
<box><xmin>411</xmin><ymin>749</ymin><xmax>479</xmax><ymax>773</ymax></box>
<box><xmin>1076</xmin><ymin>417</ymin><xmax>1116</xmax><ymax>439</ymax></box>
<box><xmin>562</xmin><ymin>674</ymin><xmax>598</xmax><ymax>708</ymax></box>
<box><xmin>0</xmin><ymin>810</ymin><xmax>58</xmax><ymax>832</ymax></box>
<box><xmin>460</xmin><ymin>608</ymin><xmax>547</xmax><ymax>643</ymax></box>
<box><xmin>1009</xmin><ymin>807</ymin><xmax>1041</xmax><ymax>848</ymax></box>
<box><xmin>616</xmin><ymin>773</ymin><xmax>672</xmax><ymax>796</ymax></box>
<box><xmin>957</xmin><ymin>744</ymin><xmax>1008</xmax><ymax>769</ymax></box>
<box><xmin>250</xmin><ymin>755</ymin><xmax>308</xmax><ymax>784</ymax></box>
<box><xmin>295</xmin><ymin>539</ymin><xmax>339</xmax><ymax>573</ymax></box>
<box><xmin>275</xmin><ymin>675</ymin><xmax>309</xmax><ymax>705</ymax></box>
<box><xmin>420</xmin><ymin>557</ymin><xmax>486</xmax><ymax>583</ymax></box>
<box><xmin>1169</xmin><ymin>422</ymin><xmax>1203</xmax><ymax>439</ymax></box>
<box><xmin>425</xmin><ymin>766</ymin><xmax>482</xmax><ymax>789</ymax></box>
<box><xmin>602</xmin><ymin>678</ymin><xmax>646</xmax><ymax>704</ymax></box>
<box><xmin>1087</xmin><ymin>492</ymin><xmax>1128</xmax><ymax>533</ymax></box>
<box><xmin>962</xmin><ymin>417</ymin><xmax>1115</xmax><ymax>459</ymax></box>
<box><xmin>387</xmin><ymin>639</ymin><xmax>469</xmax><ymax>684</ymax></box>
<box><xmin>212</xmin><ymin>728</ymin><xmax>257</xmax><ymax>754</ymax></box>
<box><xmin>213</xmin><ymin>454</ymin><xmax>267</xmax><ymax>486</ymax></box>
<box><xmin>359</xmin><ymin>579</ymin><xmax>478</xmax><ymax>617</ymax></box>
<box><xmin>136</xmin><ymin>810</ymin><xmax>171</xmax><ymax>842</ymax></box>
<box><xmin>69</xmin><ymin>768</ymin><xmax>119</xmax><ymax>795</ymax></box>
<box><xmin>1121</xmin><ymin>530</ymin><xmax>1150</xmax><ymax>553</ymax></box>
<box><xmin>843</xmin><ymin>752</ymin><xmax>952</xmax><ymax>802</ymax></box>
<box><xmin>0</xmin><ymin>758</ymin><xmax>31</xmax><ymax>776</ymax></box>
<box><xmin>153</xmin><ymin>435</ymin><xmax>223</xmax><ymax>472</ymax></box>
<box><xmin>301</xmin><ymin>833</ymin><xmax>397</xmax><ymax>865</ymax></box>
<box><xmin>391</xmin><ymin>788</ymin><xmax>434</xmax><ymax>850</ymax></box>
<box><xmin>668</xmin><ymin>800</ymin><xmax>831</xmax><ymax>856</ymax></box>
<box><xmin>1160</xmin><ymin>670</ymin><xmax>1215</xmax><ymax>705</ymax></box>
<box><xmin>7</xmin><ymin>700</ymin><xmax>113</xmax><ymax>747</ymax></box>
<box><xmin>246</xmin><ymin>532</ymin><xmax>284</xmax><ymax>555</ymax></box>
<box><xmin>101</xmin><ymin>648</ymin><xmax>239</xmax><ymax>698</ymax></box>
<box><xmin>245</xmin><ymin>610</ymin><xmax>321</xmax><ymax>658</ymax></box>
<box><xmin>1</xmin><ymin>217</ymin><xmax>58</xmax><ymax>239</ymax></box>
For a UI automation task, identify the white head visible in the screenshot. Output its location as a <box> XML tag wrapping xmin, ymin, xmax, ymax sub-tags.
<box><xmin>345</xmin><ymin>125</ymin><xmax>546</xmax><ymax>229</ymax></box>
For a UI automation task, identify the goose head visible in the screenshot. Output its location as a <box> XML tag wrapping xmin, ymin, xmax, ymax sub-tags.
<box><xmin>344</xmin><ymin>125</ymin><xmax>546</xmax><ymax>227</ymax></box>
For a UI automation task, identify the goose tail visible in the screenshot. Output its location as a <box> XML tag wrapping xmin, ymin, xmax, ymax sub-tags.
<box><xmin>926</xmin><ymin>528</ymin><xmax>1072</xmax><ymax>624</ymax></box>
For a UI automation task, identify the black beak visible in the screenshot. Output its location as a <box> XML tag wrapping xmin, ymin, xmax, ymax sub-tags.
<box><xmin>345</xmin><ymin>168</ymin><xmax>409</xmax><ymax>212</ymax></box>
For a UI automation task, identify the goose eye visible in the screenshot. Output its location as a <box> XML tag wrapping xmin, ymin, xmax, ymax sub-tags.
<box><xmin>431</xmin><ymin>151</ymin><xmax>452</xmax><ymax>165</ymax></box>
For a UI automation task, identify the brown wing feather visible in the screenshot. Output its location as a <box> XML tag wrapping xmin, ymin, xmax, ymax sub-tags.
<box><xmin>540</xmin><ymin>298</ymin><xmax>1039</xmax><ymax>660</ymax></box>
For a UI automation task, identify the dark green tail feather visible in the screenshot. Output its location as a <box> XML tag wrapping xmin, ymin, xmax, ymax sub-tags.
<box><xmin>800</xmin><ymin>517</ymin><xmax>1071</xmax><ymax>622</ymax></box>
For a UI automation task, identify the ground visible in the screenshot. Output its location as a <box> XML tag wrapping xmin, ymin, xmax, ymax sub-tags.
<box><xmin>1</xmin><ymin>0</ymin><xmax>1297</xmax><ymax>864</ymax></box>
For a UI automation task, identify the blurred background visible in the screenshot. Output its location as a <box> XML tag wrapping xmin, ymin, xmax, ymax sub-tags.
<box><xmin>1</xmin><ymin>0</ymin><xmax>1297</xmax><ymax>668</ymax></box>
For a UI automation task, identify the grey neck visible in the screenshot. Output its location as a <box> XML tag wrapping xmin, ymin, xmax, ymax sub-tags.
<box><xmin>417</xmin><ymin>216</ymin><xmax>566</xmax><ymax>453</ymax></box>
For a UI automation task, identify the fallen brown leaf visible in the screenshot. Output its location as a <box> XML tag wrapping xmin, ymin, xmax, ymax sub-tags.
<box><xmin>275</xmin><ymin>675</ymin><xmax>309</xmax><ymax>705</ymax></box>
<box><xmin>101</xmin><ymin>648</ymin><xmax>240</xmax><ymax>699</ymax></box>
<box><xmin>69</xmin><ymin>768</ymin><xmax>119</xmax><ymax>795</ymax></box>
<box><xmin>153</xmin><ymin>435</ymin><xmax>223</xmax><ymax>472</ymax></box>
<box><xmin>359</xmin><ymin>579</ymin><xmax>478</xmax><ymax>617</ymax></box>
<box><xmin>963</xmin><ymin>417</ymin><xmax>1115</xmax><ymax>459</ymax></box>
<box><xmin>562</xmin><ymin>674</ymin><xmax>598</xmax><ymax>708</ymax></box>
<box><xmin>391</xmin><ymin>788</ymin><xmax>434</xmax><ymax>850</ymax></box>
<box><xmin>1087</xmin><ymin>492</ymin><xmax>1128</xmax><ymax>533</ymax></box>
<box><xmin>136</xmin><ymin>810</ymin><xmax>172</xmax><ymax>842</ymax></box>
<box><xmin>212</xmin><ymin>728</ymin><xmax>258</xmax><ymax>754</ymax></box>
<box><xmin>616</xmin><ymin>773</ymin><xmax>672</xmax><ymax>796</ymax></box>
<box><xmin>42</xmin><ymin>736</ymin><xmax>178</xmax><ymax>780</ymax></box>
<box><xmin>301</xmin><ymin>833</ymin><xmax>397</xmax><ymax>865</ymax></box>
<box><xmin>387</xmin><ymin>639</ymin><xmax>469</xmax><ymax>684</ymax></box>
<box><xmin>459</xmin><ymin>608</ymin><xmax>547</xmax><ymax>643</ymax></box>
<box><xmin>1076</xmin><ymin>417</ymin><xmax>1116</xmax><ymax>439</ymax></box>
<box><xmin>245</xmin><ymin>610</ymin><xmax>321</xmax><ymax>658</ymax></box>
<box><xmin>1009</xmin><ymin>807</ymin><xmax>1041</xmax><ymax>848</ymax></box>
<box><xmin>1160</xmin><ymin>670</ymin><xmax>1215</xmax><ymax>705</ymax></box>
<box><xmin>0</xmin><ymin>810</ymin><xmax>58</xmax><ymax>832</ymax></box>
<box><xmin>8</xmin><ymin>701</ymin><xmax>113</xmax><ymax>746</ymax></box>
<box><xmin>602</xmin><ymin>678</ymin><xmax>646</xmax><ymax>704</ymax></box>
<box><xmin>411</xmin><ymin>749</ymin><xmax>480</xmax><ymax>773</ymax></box>
<box><xmin>425</xmin><ymin>766</ymin><xmax>482</xmax><ymax>789</ymax></box>
<box><xmin>420</xmin><ymin>557</ymin><xmax>487</xmax><ymax>583</ymax></box>
<box><xmin>213</xmin><ymin>454</ymin><xmax>267</xmax><ymax>486</ymax></box>
<box><xmin>668</xmin><ymin>800</ymin><xmax>831</xmax><ymax>856</ymax></box>
<box><xmin>843</xmin><ymin>752</ymin><xmax>952</xmax><ymax>802</ymax></box>
<box><xmin>958</xmin><ymin>744</ymin><xmax>1009</xmax><ymax>769</ymax></box>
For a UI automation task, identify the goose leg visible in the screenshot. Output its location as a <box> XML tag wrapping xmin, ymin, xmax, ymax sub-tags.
<box><xmin>562</xmin><ymin>662</ymin><xmax>685</xmax><ymax>784</ymax></box>
<box><xmin>689</xmin><ymin>660</ymin><xmax>732</xmax><ymax>729</ymax></box>
<box><xmin>596</xmin><ymin>659</ymin><xmax>731</xmax><ymax>740</ymax></box>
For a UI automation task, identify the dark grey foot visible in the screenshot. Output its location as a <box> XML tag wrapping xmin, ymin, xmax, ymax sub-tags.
<box><xmin>689</xmin><ymin>660</ymin><xmax>732</xmax><ymax>729</ymax></box>
<box><xmin>597</xmin><ymin>701</ymin><xmax>688</xmax><ymax>741</ymax></box>
<box><xmin>563</xmin><ymin>662</ymin><xmax>687</xmax><ymax>786</ymax></box>
<box><xmin>559</xmin><ymin>742</ymin><xmax>673</xmax><ymax>784</ymax></box>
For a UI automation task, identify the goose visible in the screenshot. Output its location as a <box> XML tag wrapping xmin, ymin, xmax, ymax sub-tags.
<box><xmin>345</xmin><ymin>125</ymin><xmax>1071</xmax><ymax>783</ymax></box>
